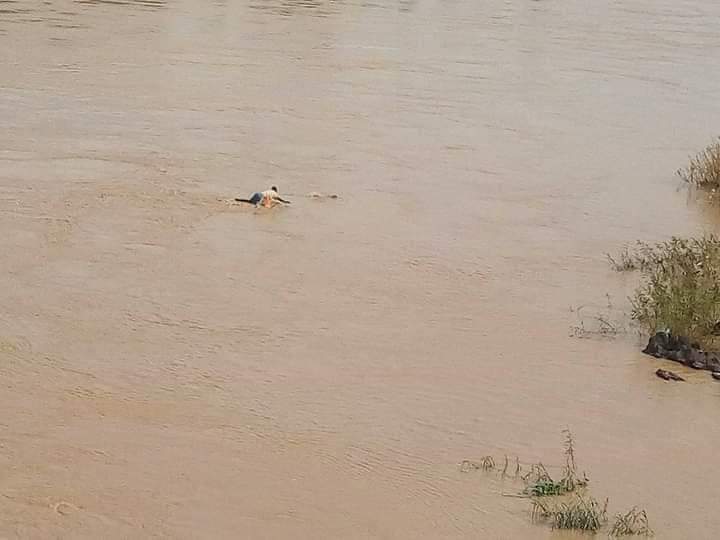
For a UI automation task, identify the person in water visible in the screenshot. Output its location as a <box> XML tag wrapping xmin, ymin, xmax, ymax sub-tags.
<box><xmin>235</xmin><ymin>186</ymin><xmax>291</xmax><ymax>208</ymax></box>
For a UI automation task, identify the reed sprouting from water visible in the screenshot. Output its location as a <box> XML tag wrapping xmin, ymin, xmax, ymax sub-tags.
<box><xmin>460</xmin><ymin>431</ymin><xmax>588</xmax><ymax>494</ymax></box>
<box><xmin>677</xmin><ymin>137</ymin><xmax>720</xmax><ymax>193</ymax></box>
<box><xmin>523</xmin><ymin>430</ymin><xmax>588</xmax><ymax>497</ymax></box>
<box><xmin>459</xmin><ymin>456</ymin><xmax>495</xmax><ymax>472</ymax></box>
<box><xmin>607</xmin><ymin>245</ymin><xmax>643</xmax><ymax>272</ymax></box>
<box><xmin>531</xmin><ymin>494</ymin><xmax>608</xmax><ymax>532</ymax></box>
<box><xmin>610</xmin><ymin>507</ymin><xmax>654</xmax><ymax>537</ymax></box>
<box><xmin>461</xmin><ymin>430</ymin><xmax>654</xmax><ymax>534</ymax></box>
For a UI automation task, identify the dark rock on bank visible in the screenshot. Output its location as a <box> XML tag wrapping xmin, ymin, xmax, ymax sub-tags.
<box><xmin>655</xmin><ymin>369</ymin><xmax>685</xmax><ymax>382</ymax></box>
<box><xmin>644</xmin><ymin>331</ymin><xmax>720</xmax><ymax>380</ymax></box>
<box><xmin>643</xmin><ymin>332</ymin><xmax>692</xmax><ymax>359</ymax></box>
<box><xmin>707</xmin><ymin>355</ymin><xmax>720</xmax><ymax>372</ymax></box>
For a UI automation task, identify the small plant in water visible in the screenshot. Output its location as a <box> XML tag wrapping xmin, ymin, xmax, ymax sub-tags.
<box><xmin>610</xmin><ymin>507</ymin><xmax>654</xmax><ymax>537</ymax></box>
<box><xmin>532</xmin><ymin>494</ymin><xmax>608</xmax><ymax>532</ymax></box>
<box><xmin>498</xmin><ymin>455</ymin><xmax>522</xmax><ymax>478</ymax></box>
<box><xmin>677</xmin><ymin>137</ymin><xmax>720</xmax><ymax>193</ymax></box>
<box><xmin>608</xmin><ymin>242</ymin><xmax>667</xmax><ymax>273</ymax></box>
<box><xmin>460</xmin><ymin>431</ymin><xmax>654</xmax><ymax>534</ymax></box>
<box><xmin>523</xmin><ymin>463</ymin><xmax>562</xmax><ymax>496</ymax></box>
<box><xmin>569</xmin><ymin>296</ymin><xmax>625</xmax><ymax>339</ymax></box>
<box><xmin>523</xmin><ymin>430</ymin><xmax>588</xmax><ymax>497</ymax></box>
<box><xmin>607</xmin><ymin>247</ymin><xmax>639</xmax><ymax>272</ymax></box>
<box><xmin>479</xmin><ymin>456</ymin><xmax>495</xmax><ymax>470</ymax></box>
<box><xmin>459</xmin><ymin>456</ymin><xmax>495</xmax><ymax>472</ymax></box>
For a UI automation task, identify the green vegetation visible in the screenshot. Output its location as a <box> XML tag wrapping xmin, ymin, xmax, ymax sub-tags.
<box><xmin>677</xmin><ymin>137</ymin><xmax>720</xmax><ymax>193</ymax></box>
<box><xmin>531</xmin><ymin>494</ymin><xmax>608</xmax><ymax>532</ymax></box>
<box><xmin>607</xmin><ymin>141</ymin><xmax>720</xmax><ymax>348</ymax></box>
<box><xmin>610</xmin><ymin>236</ymin><xmax>720</xmax><ymax>348</ymax></box>
<box><xmin>607</xmin><ymin>243</ymin><xmax>650</xmax><ymax>272</ymax></box>
<box><xmin>461</xmin><ymin>430</ymin><xmax>653</xmax><ymax>535</ymax></box>
<box><xmin>523</xmin><ymin>430</ymin><xmax>588</xmax><ymax>496</ymax></box>
<box><xmin>607</xmin><ymin>247</ymin><xmax>638</xmax><ymax>271</ymax></box>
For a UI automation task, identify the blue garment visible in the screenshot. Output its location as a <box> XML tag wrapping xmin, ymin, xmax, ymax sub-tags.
<box><xmin>247</xmin><ymin>192</ymin><xmax>263</xmax><ymax>205</ymax></box>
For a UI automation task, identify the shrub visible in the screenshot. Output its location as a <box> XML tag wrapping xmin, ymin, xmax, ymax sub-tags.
<box><xmin>678</xmin><ymin>138</ymin><xmax>720</xmax><ymax>193</ymax></box>
<box><xmin>625</xmin><ymin>236</ymin><xmax>720</xmax><ymax>348</ymax></box>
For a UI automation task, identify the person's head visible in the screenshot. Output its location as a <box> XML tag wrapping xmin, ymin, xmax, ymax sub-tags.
<box><xmin>271</xmin><ymin>186</ymin><xmax>278</xmax><ymax>193</ymax></box>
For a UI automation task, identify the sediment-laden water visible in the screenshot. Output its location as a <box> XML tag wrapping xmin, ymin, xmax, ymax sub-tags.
<box><xmin>1</xmin><ymin>0</ymin><xmax>720</xmax><ymax>537</ymax></box>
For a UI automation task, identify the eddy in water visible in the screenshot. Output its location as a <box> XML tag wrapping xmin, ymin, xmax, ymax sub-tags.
<box><xmin>235</xmin><ymin>186</ymin><xmax>291</xmax><ymax>208</ymax></box>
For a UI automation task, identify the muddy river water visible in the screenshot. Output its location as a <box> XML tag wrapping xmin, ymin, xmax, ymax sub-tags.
<box><xmin>2</xmin><ymin>0</ymin><xmax>720</xmax><ymax>538</ymax></box>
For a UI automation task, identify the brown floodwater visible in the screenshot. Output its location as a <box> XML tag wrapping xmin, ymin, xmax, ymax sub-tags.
<box><xmin>1</xmin><ymin>0</ymin><xmax>720</xmax><ymax>538</ymax></box>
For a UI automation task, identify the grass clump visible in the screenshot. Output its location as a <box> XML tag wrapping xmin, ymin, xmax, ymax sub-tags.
<box><xmin>607</xmin><ymin>246</ymin><xmax>640</xmax><ymax>272</ymax></box>
<box><xmin>461</xmin><ymin>430</ymin><xmax>654</xmax><ymax>534</ymax></box>
<box><xmin>608</xmin><ymin>241</ymin><xmax>672</xmax><ymax>273</ymax></box>
<box><xmin>532</xmin><ymin>494</ymin><xmax>608</xmax><ymax>532</ymax></box>
<box><xmin>619</xmin><ymin>236</ymin><xmax>720</xmax><ymax>348</ymax></box>
<box><xmin>678</xmin><ymin>137</ymin><xmax>720</xmax><ymax>193</ymax></box>
<box><xmin>523</xmin><ymin>430</ymin><xmax>588</xmax><ymax>496</ymax></box>
<box><xmin>610</xmin><ymin>507</ymin><xmax>654</xmax><ymax>537</ymax></box>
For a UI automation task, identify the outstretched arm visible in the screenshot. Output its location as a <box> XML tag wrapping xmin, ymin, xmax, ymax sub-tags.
<box><xmin>276</xmin><ymin>197</ymin><xmax>291</xmax><ymax>204</ymax></box>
